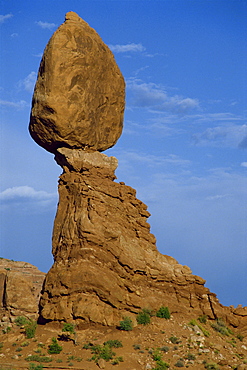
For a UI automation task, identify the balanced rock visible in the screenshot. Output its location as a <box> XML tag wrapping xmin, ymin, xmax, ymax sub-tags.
<box><xmin>29</xmin><ymin>11</ymin><xmax>125</xmax><ymax>153</ymax></box>
<box><xmin>28</xmin><ymin>13</ymin><xmax>247</xmax><ymax>334</ymax></box>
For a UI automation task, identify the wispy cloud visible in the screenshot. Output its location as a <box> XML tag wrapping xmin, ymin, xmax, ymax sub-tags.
<box><xmin>192</xmin><ymin>124</ymin><xmax>247</xmax><ymax>148</ymax></box>
<box><xmin>241</xmin><ymin>162</ymin><xmax>247</xmax><ymax>168</ymax></box>
<box><xmin>238</xmin><ymin>135</ymin><xmax>247</xmax><ymax>149</ymax></box>
<box><xmin>108</xmin><ymin>43</ymin><xmax>146</xmax><ymax>53</ymax></box>
<box><xmin>118</xmin><ymin>150</ymin><xmax>191</xmax><ymax>168</ymax></box>
<box><xmin>0</xmin><ymin>186</ymin><xmax>55</xmax><ymax>201</ymax></box>
<box><xmin>192</xmin><ymin>112</ymin><xmax>243</xmax><ymax>124</ymax></box>
<box><xmin>0</xmin><ymin>99</ymin><xmax>28</xmax><ymax>110</ymax></box>
<box><xmin>18</xmin><ymin>71</ymin><xmax>36</xmax><ymax>93</ymax></box>
<box><xmin>127</xmin><ymin>79</ymin><xmax>200</xmax><ymax>113</ymax></box>
<box><xmin>36</xmin><ymin>21</ymin><xmax>56</xmax><ymax>30</ymax></box>
<box><xmin>0</xmin><ymin>14</ymin><xmax>13</xmax><ymax>24</ymax></box>
<box><xmin>0</xmin><ymin>186</ymin><xmax>57</xmax><ymax>210</ymax></box>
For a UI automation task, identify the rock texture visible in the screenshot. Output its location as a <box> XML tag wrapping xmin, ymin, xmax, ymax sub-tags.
<box><xmin>27</xmin><ymin>12</ymin><xmax>247</xmax><ymax>334</ymax></box>
<box><xmin>29</xmin><ymin>11</ymin><xmax>125</xmax><ymax>154</ymax></box>
<box><xmin>39</xmin><ymin>150</ymin><xmax>247</xmax><ymax>333</ymax></box>
<box><xmin>0</xmin><ymin>259</ymin><xmax>45</xmax><ymax>322</ymax></box>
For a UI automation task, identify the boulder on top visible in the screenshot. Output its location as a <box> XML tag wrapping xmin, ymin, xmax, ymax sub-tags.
<box><xmin>29</xmin><ymin>11</ymin><xmax>125</xmax><ymax>154</ymax></box>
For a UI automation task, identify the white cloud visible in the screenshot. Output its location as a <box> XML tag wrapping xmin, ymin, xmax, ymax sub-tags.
<box><xmin>0</xmin><ymin>186</ymin><xmax>55</xmax><ymax>201</ymax></box>
<box><xmin>117</xmin><ymin>150</ymin><xmax>191</xmax><ymax>168</ymax></box>
<box><xmin>206</xmin><ymin>194</ymin><xmax>229</xmax><ymax>201</ymax></box>
<box><xmin>108</xmin><ymin>43</ymin><xmax>146</xmax><ymax>53</ymax></box>
<box><xmin>18</xmin><ymin>71</ymin><xmax>37</xmax><ymax>93</ymax></box>
<box><xmin>36</xmin><ymin>21</ymin><xmax>56</xmax><ymax>30</ymax></box>
<box><xmin>241</xmin><ymin>162</ymin><xmax>247</xmax><ymax>168</ymax></box>
<box><xmin>192</xmin><ymin>124</ymin><xmax>247</xmax><ymax>148</ymax></box>
<box><xmin>11</xmin><ymin>32</ymin><xmax>18</xmax><ymax>38</ymax></box>
<box><xmin>127</xmin><ymin>79</ymin><xmax>199</xmax><ymax>113</ymax></box>
<box><xmin>192</xmin><ymin>112</ymin><xmax>243</xmax><ymax>124</ymax></box>
<box><xmin>0</xmin><ymin>14</ymin><xmax>13</xmax><ymax>24</ymax></box>
<box><xmin>0</xmin><ymin>99</ymin><xmax>28</xmax><ymax>110</ymax></box>
<box><xmin>0</xmin><ymin>186</ymin><xmax>57</xmax><ymax>211</ymax></box>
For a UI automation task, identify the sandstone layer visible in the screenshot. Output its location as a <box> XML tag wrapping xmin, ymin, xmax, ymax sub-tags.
<box><xmin>29</xmin><ymin>11</ymin><xmax>125</xmax><ymax>153</ymax></box>
<box><xmin>0</xmin><ymin>259</ymin><xmax>45</xmax><ymax>323</ymax></box>
<box><xmin>39</xmin><ymin>150</ymin><xmax>247</xmax><ymax>333</ymax></box>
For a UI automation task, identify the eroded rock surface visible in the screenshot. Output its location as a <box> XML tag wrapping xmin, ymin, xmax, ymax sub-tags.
<box><xmin>29</xmin><ymin>11</ymin><xmax>125</xmax><ymax>153</ymax></box>
<box><xmin>0</xmin><ymin>259</ymin><xmax>45</xmax><ymax>321</ymax></box>
<box><xmin>39</xmin><ymin>150</ymin><xmax>247</xmax><ymax>333</ymax></box>
<box><xmin>27</xmin><ymin>12</ymin><xmax>247</xmax><ymax>334</ymax></box>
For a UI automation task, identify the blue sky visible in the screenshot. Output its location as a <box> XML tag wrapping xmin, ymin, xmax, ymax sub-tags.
<box><xmin>0</xmin><ymin>0</ymin><xmax>246</xmax><ymax>307</ymax></box>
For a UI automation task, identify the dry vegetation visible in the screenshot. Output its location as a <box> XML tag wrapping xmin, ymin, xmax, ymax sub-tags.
<box><xmin>0</xmin><ymin>311</ymin><xmax>246</xmax><ymax>370</ymax></box>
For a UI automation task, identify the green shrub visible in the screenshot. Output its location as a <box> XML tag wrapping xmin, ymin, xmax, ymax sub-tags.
<box><xmin>104</xmin><ymin>339</ymin><xmax>123</xmax><ymax>348</ymax></box>
<box><xmin>133</xmin><ymin>344</ymin><xmax>141</xmax><ymax>350</ymax></box>
<box><xmin>153</xmin><ymin>359</ymin><xmax>170</xmax><ymax>370</ymax></box>
<box><xmin>185</xmin><ymin>353</ymin><xmax>196</xmax><ymax>360</ymax></box>
<box><xmin>198</xmin><ymin>315</ymin><xmax>207</xmax><ymax>324</ymax></box>
<box><xmin>83</xmin><ymin>342</ymin><xmax>94</xmax><ymax>349</ymax></box>
<box><xmin>204</xmin><ymin>362</ymin><xmax>219</xmax><ymax>370</ymax></box>
<box><xmin>62</xmin><ymin>323</ymin><xmax>75</xmax><ymax>334</ymax></box>
<box><xmin>136</xmin><ymin>309</ymin><xmax>151</xmax><ymax>325</ymax></box>
<box><xmin>188</xmin><ymin>319</ymin><xmax>210</xmax><ymax>337</ymax></box>
<box><xmin>237</xmin><ymin>333</ymin><xmax>244</xmax><ymax>341</ymax></box>
<box><xmin>15</xmin><ymin>317</ymin><xmax>37</xmax><ymax>338</ymax></box>
<box><xmin>15</xmin><ymin>316</ymin><xmax>29</xmax><ymax>326</ymax></box>
<box><xmin>152</xmin><ymin>349</ymin><xmax>162</xmax><ymax>361</ymax></box>
<box><xmin>47</xmin><ymin>337</ymin><xmax>63</xmax><ymax>354</ymax></box>
<box><xmin>188</xmin><ymin>319</ymin><xmax>197</xmax><ymax>326</ymax></box>
<box><xmin>29</xmin><ymin>364</ymin><xmax>43</xmax><ymax>370</ymax></box>
<box><xmin>119</xmin><ymin>316</ymin><xmax>133</xmax><ymax>331</ymax></box>
<box><xmin>174</xmin><ymin>360</ymin><xmax>184</xmax><ymax>367</ymax></box>
<box><xmin>25</xmin><ymin>320</ymin><xmax>37</xmax><ymax>339</ymax></box>
<box><xmin>156</xmin><ymin>306</ymin><xmax>170</xmax><ymax>319</ymax></box>
<box><xmin>211</xmin><ymin>319</ymin><xmax>232</xmax><ymax>336</ymax></box>
<box><xmin>160</xmin><ymin>346</ymin><xmax>169</xmax><ymax>353</ymax></box>
<box><xmin>91</xmin><ymin>344</ymin><xmax>116</xmax><ymax>362</ymax></box>
<box><xmin>169</xmin><ymin>336</ymin><xmax>180</xmax><ymax>344</ymax></box>
<box><xmin>111</xmin><ymin>356</ymin><xmax>124</xmax><ymax>365</ymax></box>
<box><xmin>25</xmin><ymin>355</ymin><xmax>52</xmax><ymax>363</ymax></box>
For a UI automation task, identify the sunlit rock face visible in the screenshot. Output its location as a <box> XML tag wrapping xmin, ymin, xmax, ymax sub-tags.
<box><xmin>29</xmin><ymin>11</ymin><xmax>125</xmax><ymax>154</ymax></box>
<box><xmin>28</xmin><ymin>12</ymin><xmax>247</xmax><ymax>333</ymax></box>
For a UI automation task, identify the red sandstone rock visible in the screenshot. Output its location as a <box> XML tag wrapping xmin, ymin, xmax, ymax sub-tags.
<box><xmin>29</xmin><ymin>11</ymin><xmax>125</xmax><ymax>154</ymax></box>
<box><xmin>0</xmin><ymin>259</ymin><xmax>45</xmax><ymax>321</ymax></box>
<box><xmin>27</xmin><ymin>13</ymin><xmax>246</xmax><ymax>334</ymax></box>
<box><xmin>38</xmin><ymin>150</ymin><xmax>247</xmax><ymax>334</ymax></box>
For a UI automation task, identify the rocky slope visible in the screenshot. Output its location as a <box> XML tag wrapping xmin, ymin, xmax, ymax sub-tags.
<box><xmin>0</xmin><ymin>312</ymin><xmax>247</xmax><ymax>369</ymax></box>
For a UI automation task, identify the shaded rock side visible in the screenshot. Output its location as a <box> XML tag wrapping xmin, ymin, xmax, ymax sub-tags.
<box><xmin>0</xmin><ymin>259</ymin><xmax>45</xmax><ymax>321</ymax></box>
<box><xmin>29</xmin><ymin>11</ymin><xmax>125</xmax><ymax>154</ymax></box>
<box><xmin>39</xmin><ymin>150</ymin><xmax>247</xmax><ymax>332</ymax></box>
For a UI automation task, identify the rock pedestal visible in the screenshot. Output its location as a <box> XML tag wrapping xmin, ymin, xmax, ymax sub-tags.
<box><xmin>39</xmin><ymin>150</ymin><xmax>247</xmax><ymax>330</ymax></box>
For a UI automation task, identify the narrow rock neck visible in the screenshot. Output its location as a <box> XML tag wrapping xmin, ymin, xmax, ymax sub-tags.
<box><xmin>54</xmin><ymin>147</ymin><xmax>118</xmax><ymax>180</ymax></box>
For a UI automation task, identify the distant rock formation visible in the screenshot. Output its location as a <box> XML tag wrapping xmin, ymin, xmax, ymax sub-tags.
<box><xmin>29</xmin><ymin>11</ymin><xmax>125</xmax><ymax>154</ymax></box>
<box><xmin>27</xmin><ymin>12</ymin><xmax>246</xmax><ymax>333</ymax></box>
<box><xmin>0</xmin><ymin>259</ymin><xmax>45</xmax><ymax>322</ymax></box>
